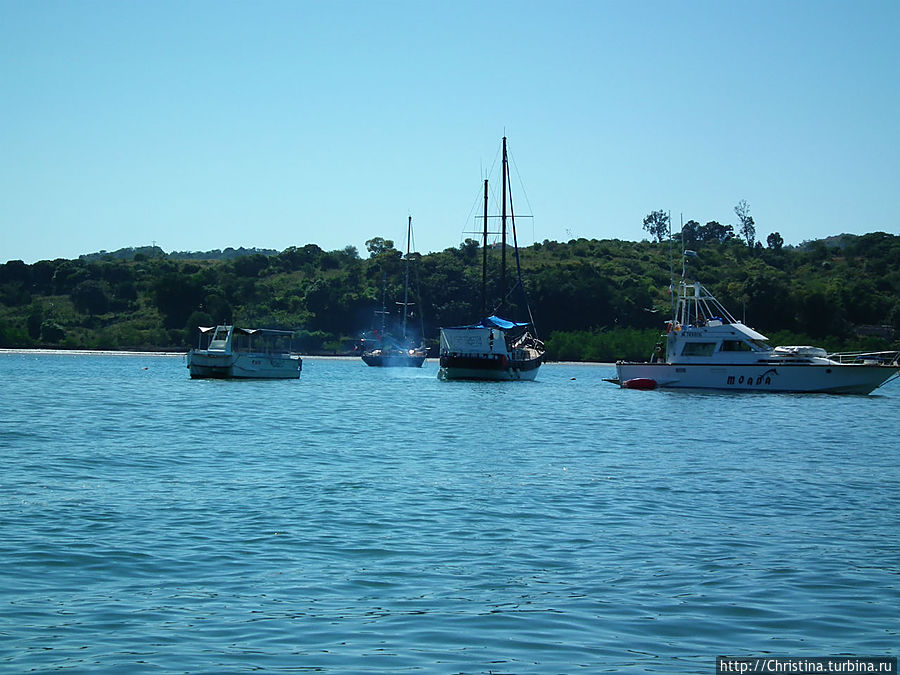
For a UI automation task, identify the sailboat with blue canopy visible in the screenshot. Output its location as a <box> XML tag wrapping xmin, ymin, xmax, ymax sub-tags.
<box><xmin>438</xmin><ymin>138</ymin><xmax>545</xmax><ymax>381</ymax></box>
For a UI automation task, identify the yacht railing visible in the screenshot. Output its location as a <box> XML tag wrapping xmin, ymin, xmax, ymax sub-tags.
<box><xmin>826</xmin><ymin>350</ymin><xmax>900</xmax><ymax>366</ymax></box>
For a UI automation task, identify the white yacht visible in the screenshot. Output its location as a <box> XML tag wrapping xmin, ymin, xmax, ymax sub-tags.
<box><xmin>613</xmin><ymin>275</ymin><xmax>899</xmax><ymax>395</ymax></box>
<box><xmin>187</xmin><ymin>325</ymin><xmax>301</xmax><ymax>379</ymax></box>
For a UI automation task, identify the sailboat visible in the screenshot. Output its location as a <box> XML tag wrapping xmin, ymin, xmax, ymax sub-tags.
<box><xmin>359</xmin><ymin>216</ymin><xmax>428</xmax><ymax>368</ymax></box>
<box><xmin>438</xmin><ymin>137</ymin><xmax>545</xmax><ymax>381</ymax></box>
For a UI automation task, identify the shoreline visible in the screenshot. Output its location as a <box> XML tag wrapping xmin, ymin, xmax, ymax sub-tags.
<box><xmin>0</xmin><ymin>348</ymin><xmax>183</xmax><ymax>357</ymax></box>
<box><xmin>0</xmin><ymin>348</ymin><xmax>615</xmax><ymax>366</ymax></box>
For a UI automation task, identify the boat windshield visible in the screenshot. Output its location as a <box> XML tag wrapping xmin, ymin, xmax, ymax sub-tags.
<box><xmin>749</xmin><ymin>339</ymin><xmax>773</xmax><ymax>352</ymax></box>
<box><xmin>720</xmin><ymin>340</ymin><xmax>752</xmax><ymax>352</ymax></box>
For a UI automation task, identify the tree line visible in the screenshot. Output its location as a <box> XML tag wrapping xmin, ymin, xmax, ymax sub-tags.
<box><xmin>643</xmin><ymin>200</ymin><xmax>773</xmax><ymax>249</ymax></box>
<box><xmin>1</xmin><ymin>230</ymin><xmax>898</xmax><ymax>361</ymax></box>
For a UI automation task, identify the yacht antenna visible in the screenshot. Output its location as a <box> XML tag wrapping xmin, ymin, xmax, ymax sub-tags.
<box><xmin>668</xmin><ymin>211</ymin><xmax>676</xmax><ymax>315</ymax></box>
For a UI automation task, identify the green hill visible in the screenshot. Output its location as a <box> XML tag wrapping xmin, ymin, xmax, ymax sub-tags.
<box><xmin>2</xmin><ymin>233</ymin><xmax>898</xmax><ymax>361</ymax></box>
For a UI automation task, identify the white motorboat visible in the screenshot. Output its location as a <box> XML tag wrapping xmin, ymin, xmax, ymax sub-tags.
<box><xmin>613</xmin><ymin>272</ymin><xmax>899</xmax><ymax>395</ymax></box>
<box><xmin>438</xmin><ymin>137</ymin><xmax>545</xmax><ymax>381</ymax></box>
<box><xmin>187</xmin><ymin>325</ymin><xmax>302</xmax><ymax>379</ymax></box>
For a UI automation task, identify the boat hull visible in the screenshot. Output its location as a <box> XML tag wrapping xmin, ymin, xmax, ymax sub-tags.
<box><xmin>187</xmin><ymin>351</ymin><xmax>301</xmax><ymax>379</ymax></box>
<box><xmin>615</xmin><ymin>361</ymin><xmax>897</xmax><ymax>395</ymax></box>
<box><xmin>438</xmin><ymin>354</ymin><xmax>542</xmax><ymax>381</ymax></box>
<box><xmin>361</xmin><ymin>352</ymin><xmax>426</xmax><ymax>368</ymax></box>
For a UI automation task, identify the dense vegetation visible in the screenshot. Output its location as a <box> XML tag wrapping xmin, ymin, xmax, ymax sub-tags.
<box><xmin>1</xmin><ymin>231</ymin><xmax>898</xmax><ymax>361</ymax></box>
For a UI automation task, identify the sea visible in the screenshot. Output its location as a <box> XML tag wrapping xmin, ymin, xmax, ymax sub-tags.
<box><xmin>1</xmin><ymin>351</ymin><xmax>898</xmax><ymax>674</ymax></box>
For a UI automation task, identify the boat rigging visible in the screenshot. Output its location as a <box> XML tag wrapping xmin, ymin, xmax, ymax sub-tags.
<box><xmin>438</xmin><ymin>137</ymin><xmax>545</xmax><ymax>381</ymax></box>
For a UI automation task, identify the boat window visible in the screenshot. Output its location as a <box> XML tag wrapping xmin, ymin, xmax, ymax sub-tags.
<box><xmin>720</xmin><ymin>340</ymin><xmax>752</xmax><ymax>352</ymax></box>
<box><xmin>681</xmin><ymin>342</ymin><xmax>716</xmax><ymax>356</ymax></box>
<box><xmin>749</xmin><ymin>339</ymin><xmax>773</xmax><ymax>352</ymax></box>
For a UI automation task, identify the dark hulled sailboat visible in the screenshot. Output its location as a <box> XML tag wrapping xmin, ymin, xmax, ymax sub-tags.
<box><xmin>359</xmin><ymin>216</ymin><xmax>427</xmax><ymax>367</ymax></box>
<box><xmin>438</xmin><ymin>137</ymin><xmax>545</xmax><ymax>381</ymax></box>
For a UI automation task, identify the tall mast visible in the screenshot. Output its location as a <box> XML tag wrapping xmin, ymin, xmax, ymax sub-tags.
<box><xmin>378</xmin><ymin>272</ymin><xmax>387</xmax><ymax>346</ymax></box>
<box><xmin>500</xmin><ymin>136</ymin><xmax>508</xmax><ymax>312</ymax></box>
<box><xmin>402</xmin><ymin>215</ymin><xmax>411</xmax><ymax>339</ymax></box>
<box><xmin>482</xmin><ymin>179</ymin><xmax>488</xmax><ymax>316</ymax></box>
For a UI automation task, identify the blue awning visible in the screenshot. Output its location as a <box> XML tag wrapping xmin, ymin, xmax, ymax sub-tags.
<box><xmin>444</xmin><ymin>315</ymin><xmax>531</xmax><ymax>330</ymax></box>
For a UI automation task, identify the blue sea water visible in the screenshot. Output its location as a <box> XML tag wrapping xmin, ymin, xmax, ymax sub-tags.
<box><xmin>1</xmin><ymin>352</ymin><xmax>898</xmax><ymax>674</ymax></box>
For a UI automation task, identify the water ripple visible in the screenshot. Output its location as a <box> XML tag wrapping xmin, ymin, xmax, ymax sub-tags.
<box><xmin>1</xmin><ymin>354</ymin><xmax>899</xmax><ymax>672</ymax></box>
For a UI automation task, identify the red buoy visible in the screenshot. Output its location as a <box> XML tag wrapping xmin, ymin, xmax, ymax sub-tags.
<box><xmin>622</xmin><ymin>378</ymin><xmax>658</xmax><ymax>390</ymax></box>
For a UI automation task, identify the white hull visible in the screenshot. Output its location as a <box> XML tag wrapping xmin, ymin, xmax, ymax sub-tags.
<box><xmin>188</xmin><ymin>351</ymin><xmax>301</xmax><ymax>379</ymax></box>
<box><xmin>616</xmin><ymin>362</ymin><xmax>897</xmax><ymax>395</ymax></box>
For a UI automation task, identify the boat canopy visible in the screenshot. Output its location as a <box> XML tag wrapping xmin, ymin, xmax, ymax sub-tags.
<box><xmin>197</xmin><ymin>325</ymin><xmax>294</xmax><ymax>337</ymax></box>
<box><xmin>719</xmin><ymin>321</ymin><xmax>769</xmax><ymax>342</ymax></box>
<box><xmin>234</xmin><ymin>327</ymin><xmax>295</xmax><ymax>337</ymax></box>
<box><xmin>445</xmin><ymin>315</ymin><xmax>531</xmax><ymax>331</ymax></box>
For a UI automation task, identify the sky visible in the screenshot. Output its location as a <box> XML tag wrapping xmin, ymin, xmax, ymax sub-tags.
<box><xmin>2</xmin><ymin>0</ymin><xmax>899</xmax><ymax>264</ymax></box>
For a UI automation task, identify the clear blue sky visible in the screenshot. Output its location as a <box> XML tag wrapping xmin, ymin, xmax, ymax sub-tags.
<box><xmin>2</xmin><ymin>0</ymin><xmax>898</xmax><ymax>264</ymax></box>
